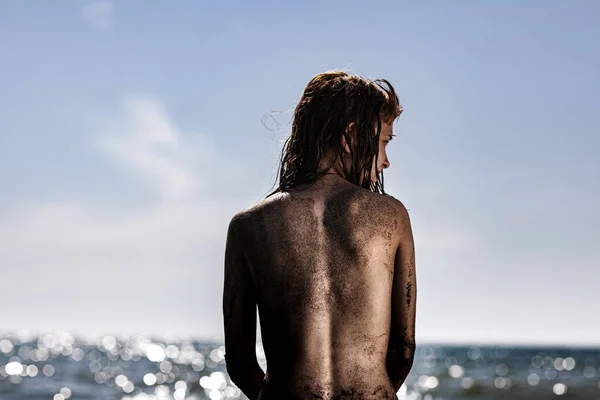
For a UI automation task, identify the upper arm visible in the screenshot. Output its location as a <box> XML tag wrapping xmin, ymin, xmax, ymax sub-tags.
<box><xmin>389</xmin><ymin>200</ymin><xmax>416</xmax><ymax>358</ymax></box>
<box><xmin>222</xmin><ymin>214</ymin><xmax>258</xmax><ymax>372</ymax></box>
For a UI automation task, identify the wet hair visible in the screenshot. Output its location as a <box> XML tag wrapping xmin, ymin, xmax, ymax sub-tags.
<box><xmin>266</xmin><ymin>70</ymin><xmax>402</xmax><ymax>198</ymax></box>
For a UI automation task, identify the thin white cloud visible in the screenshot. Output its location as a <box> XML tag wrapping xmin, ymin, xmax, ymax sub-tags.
<box><xmin>81</xmin><ymin>1</ymin><xmax>114</xmax><ymax>31</ymax></box>
<box><xmin>0</xmin><ymin>95</ymin><xmax>249</xmax><ymax>338</ymax></box>
<box><xmin>93</xmin><ymin>97</ymin><xmax>208</xmax><ymax>202</ymax></box>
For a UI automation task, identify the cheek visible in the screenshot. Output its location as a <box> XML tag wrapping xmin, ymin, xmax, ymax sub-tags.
<box><xmin>378</xmin><ymin>144</ymin><xmax>386</xmax><ymax>162</ymax></box>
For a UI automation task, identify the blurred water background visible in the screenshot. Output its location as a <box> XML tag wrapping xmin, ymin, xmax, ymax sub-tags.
<box><xmin>1</xmin><ymin>331</ymin><xmax>599</xmax><ymax>400</ymax></box>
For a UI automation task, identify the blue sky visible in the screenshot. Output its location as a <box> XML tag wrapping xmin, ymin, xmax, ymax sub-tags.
<box><xmin>0</xmin><ymin>1</ymin><xmax>599</xmax><ymax>345</ymax></box>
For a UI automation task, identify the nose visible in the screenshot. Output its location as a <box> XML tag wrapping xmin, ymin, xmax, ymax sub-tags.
<box><xmin>382</xmin><ymin>157</ymin><xmax>390</xmax><ymax>170</ymax></box>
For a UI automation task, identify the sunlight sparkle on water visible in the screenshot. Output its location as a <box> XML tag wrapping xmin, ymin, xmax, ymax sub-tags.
<box><xmin>584</xmin><ymin>365</ymin><xmax>596</xmax><ymax>378</ymax></box>
<box><xmin>208</xmin><ymin>389</ymin><xmax>224</xmax><ymax>400</ymax></box>
<box><xmin>553</xmin><ymin>383</ymin><xmax>567</xmax><ymax>395</ymax></box>
<box><xmin>5</xmin><ymin>361</ymin><xmax>23</xmax><ymax>375</ymax></box>
<box><xmin>448</xmin><ymin>364</ymin><xmax>464</xmax><ymax>378</ymax></box>
<box><xmin>26</xmin><ymin>364</ymin><xmax>38</xmax><ymax>377</ymax></box>
<box><xmin>494</xmin><ymin>377</ymin><xmax>511</xmax><ymax>389</ymax></box>
<box><xmin>123</xmin><ymin>381</ymin><xmax>135</xmax><ymax>393</ymax></box>
<box><xmin>528</xmin><ymin>373</ymin><xmax>540</xmax><ymax>386</ymax></box>
<box><xmin>59</xmin><ymin>387</ymin><xmax>72</xmax><ymax>398</ymax></box>
<box><xmin>0</xmin><ymin>339</ymin><xmax>14</xmax><ymax>354</ymax></box>
<box><xmin>143</xmin><ymin>373</ymin><xmax>157</xmax><ymax>386</ymax></box>
<box><xmin>2</xmin><ymin>331</ymin><xmax>600</xmax><ymax>400</ymax></box>
<box><xmin>495</xmin><ymin>363</ymin><xmax>508</xmax><ymax>376</ymax></box>
<box><xmin>461</xmin><ymin>377</ymin><xmax>475</xmax><ymax>389</ymax></box>
<box><xmin>146</xmin><ymin>344</ymin><xmax>166</xmax><ymax>363</ymax></box>
<box><xmin>563</xmin><ymin>357</ymin><xmax>576</xmax><ymax>370</ymax></box>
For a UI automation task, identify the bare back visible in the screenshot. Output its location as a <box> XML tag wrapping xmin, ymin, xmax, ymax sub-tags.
<box><xmin>236</xmin><ymin>180</ymin><xmax>413</xmax><ymax>399</ymax></box>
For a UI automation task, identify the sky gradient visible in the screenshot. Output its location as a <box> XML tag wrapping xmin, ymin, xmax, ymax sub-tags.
<box><xmin>1</xmin><ymin>1</ymin><xmax>599</xmax><ymax>346</ymax></box>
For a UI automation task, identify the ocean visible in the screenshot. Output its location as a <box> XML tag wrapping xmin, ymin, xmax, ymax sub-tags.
<box><xmin>0</xmin><ymin>332</ymin><xmax>599</xmax><ymax>399</ymax></box>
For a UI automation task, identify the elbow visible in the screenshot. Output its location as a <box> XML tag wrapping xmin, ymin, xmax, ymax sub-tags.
<box><xmin>390</xmin><ymin>353</ymin><xmax>415</xmax><ymax>370</ymax></box>
<box><xmin>403</xmin><ymin>344</ymin><xmax>416</xmax><ymax>362</ymax></box>
<box><xmin>387</xmin><ymin>341</ymin><xmax>416</xmax><ymax>366</ymax></box>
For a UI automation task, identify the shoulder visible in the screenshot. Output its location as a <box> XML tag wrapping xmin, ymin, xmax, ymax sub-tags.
<box><xmin>228</xmin><ymin>192</ymin><xmax>287</xmax><ymax>232</ymax></box>
<box><xmin>363</xmin><ymin>192</ymin><xmax>412</xmax><ymax>235</ymax></box>
<box><xmin>358</xmin><ymin>190</ymin><xmax>409</xmax><ymax>216</ymax></box>
<box><xmin>384</xmin><ymin>194</ymin><xmax>410</xmax><ymax>221</ymax></box>
<box><xmin>383</xmin><ymin>195</ymin><xmax>413</xmax><ymax>241</ymax></box>
<box><xmin>341</xmin><ymin>189</ymin><xmax>411</xmax><ymax>237</ymax></box>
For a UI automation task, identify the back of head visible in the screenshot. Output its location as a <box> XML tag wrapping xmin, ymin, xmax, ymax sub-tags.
<box><xmin>268</xmin><ymin>70</ymin><xmax>402</xmax><ymax>197</ymax></box>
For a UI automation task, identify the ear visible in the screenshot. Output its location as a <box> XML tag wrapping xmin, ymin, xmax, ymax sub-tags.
<box><xmin>341</xmin><ymin>122</ymin><xmax>356</xmax><ymax>154</ymax></box>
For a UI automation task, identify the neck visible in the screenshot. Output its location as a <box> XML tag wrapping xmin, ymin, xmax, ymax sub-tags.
<box><xmin>318</xmin><ymin>150</ymin><xmax>348</xmax><ymax>181</ymax></box>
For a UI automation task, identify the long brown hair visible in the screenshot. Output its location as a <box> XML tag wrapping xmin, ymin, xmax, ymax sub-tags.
<box><xmin>267</xmin><ymin>70</ymin><xmax>402</xmax><ymax>198</ymax></box>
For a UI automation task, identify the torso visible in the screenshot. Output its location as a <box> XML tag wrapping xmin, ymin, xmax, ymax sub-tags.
<box><xmin>238</xmin><ymin>179</ymin><xmax>401</xmax><ymax>399</ymax></box>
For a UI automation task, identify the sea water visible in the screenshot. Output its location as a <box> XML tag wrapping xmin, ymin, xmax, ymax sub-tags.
<box><xmin>1</xmin><ymin>332</ymin><xmax>599</xmax><ymax>399</ymax></box>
